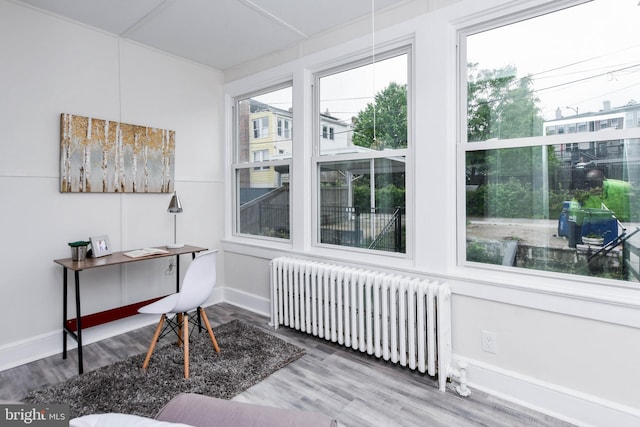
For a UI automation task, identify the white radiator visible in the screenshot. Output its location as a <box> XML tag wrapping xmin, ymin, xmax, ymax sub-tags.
<box><xmin>270</xmin><ymin>257</ymin><xmax>467</xmax><ymax>394</ymax></box>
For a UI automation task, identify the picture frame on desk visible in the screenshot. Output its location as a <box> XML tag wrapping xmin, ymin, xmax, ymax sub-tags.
<box><xmin>90</xmin><ymin>235</ymin><xmax>112</xmax><ymax>257</ymax></box>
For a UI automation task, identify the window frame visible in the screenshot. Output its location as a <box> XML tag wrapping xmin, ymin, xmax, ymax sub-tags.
<box><xmin>311</xmin><ymin>45</ymin><xmax>413</xmax><ymax>257</ymax></box>
<box><xmin>456</xmin><ymin>0</ymin><xmax>640</xmax><ymax>286</ymax></box>
<box><xmin>231</xmin><ymin>82</ymin><xmax>293</xmax><ymax>242</ymax></box>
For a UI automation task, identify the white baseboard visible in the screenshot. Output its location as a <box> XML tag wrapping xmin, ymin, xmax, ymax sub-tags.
<box><xmin>0</xmin><ymin>330</ymin><xmax>61</xmax><ymax>372</ymax></box>
<box><xmin>0</xmin><ymin>287</ymin><xmax>226</xmax><ymax>372</ymax></box>
<box><xmin>459</xmin><ymin>358</ymin><xmax>640</xmax><ymax>427</ymax></box>
<box><xmin>0</xmin><ymin>315</ymin><xmax>158</xmax><ymax>371</ymax></box>
<box><xmin>222</xmin><ymin>286</ymin><xmax>270</xmax><ymax>318</ymax></box>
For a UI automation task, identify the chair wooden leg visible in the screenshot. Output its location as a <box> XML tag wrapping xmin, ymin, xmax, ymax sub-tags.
<box><xmin>142</xmin><ymin>314</ymin><xmax>166</xmax><ymax>370</ymax></box>
<box><xmin>199</xmin><ymin>307</ymin><xmax>220</xmax><ymax>353</ymax></box>
<box><xmin>183</xmin><ymin>312</ymin><xmax>189</xmax><ymax>379</ymax></box>
<box><xmin>177</xmin><ymin>313</ymin><xmax>184</xmax><ymax>347</ymax></box>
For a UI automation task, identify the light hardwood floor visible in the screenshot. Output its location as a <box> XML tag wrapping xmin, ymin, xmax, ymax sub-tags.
<box><xmin>0</xmin><ymin>303</ymin><xmax>575</xmax><ymax>426</ymax></box>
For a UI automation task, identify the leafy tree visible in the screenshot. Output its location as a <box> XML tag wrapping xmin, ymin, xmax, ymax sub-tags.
<box><xmin>354</xmin><ymin>182</ymin><xmax>405</xmax><ymax>210</ymax></box>
<box><xmin>465</xmin><ymin>64</ymin><xmax>567</xmax><ymax>219</ymax></box>
<box><xmin>352</xmin><ymin>82</ymin><xmax>407</xmax><ymax>149</ymax></box>
<box><xmin>467</xmin><ymin>63</ymin><xmax>543</xmax><ymax>141</ymax></box>
<box><xmin>348</xmin><ymin>84</ymin><xmax>407</xmax><ymax>210</ymax></box>
<box><xmin>466</xmin><ymin>64</ymin><xmax>546</xmax><ymax>184</ymax></box>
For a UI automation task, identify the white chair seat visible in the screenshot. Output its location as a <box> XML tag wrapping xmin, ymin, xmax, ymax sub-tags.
<box><xmin>138</xmin><ymin>294</ymin><xmax>180</xmax><ymax>315</ymax></box>
<box><xmin>137</xmin><ymin>249</ymin><xmax>220</xmax><ymax>378</ymax></box>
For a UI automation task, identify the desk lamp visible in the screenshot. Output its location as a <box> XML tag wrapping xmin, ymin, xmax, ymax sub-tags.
<box><xmin>167</xmin><ymin>191</ymin><xmax>184</xmax><ymax>248</ymax></box>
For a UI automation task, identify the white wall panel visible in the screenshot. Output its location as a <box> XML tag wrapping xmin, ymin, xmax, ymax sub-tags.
<box><xmin>0</xmin><ymin>0</ymin><xmax>223</xmax><ymax>361</ymax></box>
<box><xmin>0</xmin><ymin>1</ymin><xmax>120</xmax><ymax>177</ymax></box>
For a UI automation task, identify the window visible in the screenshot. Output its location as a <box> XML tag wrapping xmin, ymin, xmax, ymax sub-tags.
<box><xmin>234</xmin><ymin>85</ymin><xmax>292</xmax><ymax>240</ymax></box>
<box><xmin>461</xmin><ymin>0</ymin><xmax>640</xmax><ymax>283</ymax></box>
<box><xmin>316</xmin><ymin>49</ymin><xmax>409</xmax><ymax>253</ymax></box>
<box><xmin>252</xmin><ymin>149</ymin><xmax>270</xmax><ymax>170</ymax></box>
<box><xmin>252</xmin><ymin>117</ymin><xmax>269</xmax><ymax>139</ymax></box>
<box><xmin>277</xmin><ymin>117</ymin><xmax>291</xmax><ymax>139</ymax></box>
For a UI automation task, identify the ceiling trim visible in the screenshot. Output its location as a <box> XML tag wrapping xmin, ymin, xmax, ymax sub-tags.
<box><xmin>239</xmin><ymin>0</ymin><xmax>309</xmax><ymax>38</ymax></box>
<box><xmin>119</xmin><ymin>0</ymin><xmax>176</xmax><ymax>38</ymax></box>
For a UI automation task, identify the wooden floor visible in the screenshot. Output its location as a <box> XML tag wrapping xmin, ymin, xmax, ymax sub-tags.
<box><xmin>0</xmin><ymin>303</ymin><xmax>575</xmax><ymax>426</ymax></box>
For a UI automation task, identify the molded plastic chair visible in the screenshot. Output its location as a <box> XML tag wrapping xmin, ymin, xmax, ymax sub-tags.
<box><xmin>138</xmin><ymin>249</ymin><xmax>220</xmax><ymax>378</ymax></box>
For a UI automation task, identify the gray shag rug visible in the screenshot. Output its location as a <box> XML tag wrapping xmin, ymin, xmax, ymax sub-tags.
<box><xmin>24</xmin><ymin>320</ymin><xmax>304</xmax><ymax>419</ymax></box>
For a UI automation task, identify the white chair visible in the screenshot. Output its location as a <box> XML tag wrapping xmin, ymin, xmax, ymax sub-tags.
<box><xmin>138</xmin><ymin>249</ymin><xmax>220</xmax><ymax>378</ymax></box>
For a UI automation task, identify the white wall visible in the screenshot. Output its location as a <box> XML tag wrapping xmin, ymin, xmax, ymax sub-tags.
<box><xmin>0</xmin><ymin>0</ymin><xmax>224</xmax><ymax>366</ymax></box>
<box><xmin>222</xmin><ymin>0</ymin><xmax>640</xmax><ymax>426</ymax></box>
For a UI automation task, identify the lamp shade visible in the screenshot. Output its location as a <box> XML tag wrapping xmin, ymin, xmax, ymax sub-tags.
<box><xmin>167</xmin><ymin>191</ymin><xmax>184</xmax><ymax>248</ymax></box>
<box><xmin>167</xmin><ymin>191</ymin><xmax>183</xmax><ymax>213</ymax></box>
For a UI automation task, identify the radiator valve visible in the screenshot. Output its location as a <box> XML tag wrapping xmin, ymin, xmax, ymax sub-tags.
<box><xmin>451</xmin><ymin>361</ymin><xmax>471</xmax><ymax>397</ymax></box>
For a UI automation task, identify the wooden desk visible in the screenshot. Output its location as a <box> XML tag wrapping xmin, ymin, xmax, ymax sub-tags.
<box><xmin>54</xmin><ymin>244</ymin><xmax>207</xmax><ymax>374</ymax></box>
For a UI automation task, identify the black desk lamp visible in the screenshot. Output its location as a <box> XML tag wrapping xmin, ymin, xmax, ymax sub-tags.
<box><xmin>167</xmin><ymin>191</ymin><xmax>184</xmax><ymax>248</ymax></box>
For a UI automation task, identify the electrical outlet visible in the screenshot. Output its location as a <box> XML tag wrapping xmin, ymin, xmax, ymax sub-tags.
<box><xmin>481</xmin><ymin>330</ymin><xmax>497</xmax><ymax>354</ymax></box>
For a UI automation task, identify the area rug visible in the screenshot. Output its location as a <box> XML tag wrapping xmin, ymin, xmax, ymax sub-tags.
<box><xmin>24</xmin><ymin>320</ymin><xmax>304</xmax><ymax>419</ymax></box>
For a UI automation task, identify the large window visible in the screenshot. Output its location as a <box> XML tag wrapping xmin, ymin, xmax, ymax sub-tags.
<box><xmin>316</xmin><ymin>49</ymin><xmax>409</xmax><ymax>253</ymax></box>
<box><xmin>234</xmin><ymin>85</ymin><xmax>292</xmax><ymax>239</ymax></box>
<box><xmin>461</xmin><ymin>0</ymin><xmax>640</xmax><ymax>283</ymax></box>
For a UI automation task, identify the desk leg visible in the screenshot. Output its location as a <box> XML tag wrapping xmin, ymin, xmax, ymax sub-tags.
<box><xmin>75</xmin><ymin>270</ymin><xmax>83</xmax><ymax>375</ymax></box>
<box><xmin>175</xmin><ymin>255</ymin><xmax>180</xmax><ymax>293</ymax></box>
<box><xmin>174</xmin><ymin>252</ymin><xmax>197</xmax><ymax>292</ymax></box>
<box><xmin>62</xmin><ymin>268</ymin><xmax>68</xmax><ymax>359</ymax></box>
<box><xmin>62</xmin><ymin>268</ymin><xmax>83</xmax><ymax>374</ymax></box>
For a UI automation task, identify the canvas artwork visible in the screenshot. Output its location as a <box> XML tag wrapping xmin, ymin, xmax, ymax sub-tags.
<box><xmin>60</xmin><ymin>113</ymin><xmax>175</xmax><ymax>193</ymax></box>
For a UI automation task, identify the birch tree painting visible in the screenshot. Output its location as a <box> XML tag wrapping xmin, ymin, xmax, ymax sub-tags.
<box><xmin>60</xmin><ymin>114</ymin><xmax>175</xmax><ymax>193</ymax></box>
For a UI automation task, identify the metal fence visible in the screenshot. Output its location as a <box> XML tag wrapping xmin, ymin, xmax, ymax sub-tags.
<box><xmin>241</xmin><ymin>200</ymin><xmax>405</xmax><ymax>252</ymax></box>
<box><xmin>258</xmin><ymin>203</ymin><xmax>290</xmax><ymax>238</ymax></box>
<box><xmin>320</xmin><ymin>206</ymin><xmax>405</xmax><ymax>253</ymax></box>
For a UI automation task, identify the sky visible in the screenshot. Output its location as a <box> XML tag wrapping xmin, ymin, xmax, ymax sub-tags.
<box><xmin>467</xmin><ymin>0</ymin><xmax>640</xmax><ymax>120</ymax></box>
<box><xmin>253</xmin><ymin>53</ymin><xmax>407</xmax><ymax>124</ymax></box>
<box><xmin>318</xmin><ymin>53</ymin><xmax>407</xmax><ymax>122</ymax></box>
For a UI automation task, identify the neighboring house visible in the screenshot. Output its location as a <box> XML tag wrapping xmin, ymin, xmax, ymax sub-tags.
<box><xmin>318</xmin><ymin>110</ymin><xmax>352</xmax><ymax>155</ymax></box>
<box><xmin>238</xmin><ymin>100</ymin><xmax>356</xmax><ymax>238</ymax></box>
<box><xmin>248</xmin><ymin>103</ymin><xmax>291</xmax><ymax>188</ymax></box>
<box><xmin>544</xmin><ymin>101</ymin><xmax>640</xmax><ymax>182</ymax></box>
<box><xmin>242</xmin><ymin>99</ymin><xmax>352</xmax><ymax>189</ymax></box>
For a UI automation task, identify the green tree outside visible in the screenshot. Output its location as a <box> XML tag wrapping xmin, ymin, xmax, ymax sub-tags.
<box><xmin>465</xmin><ymin>64</ymin><xmax>569</xmax><ymax>219</ymax></box>
<box><xmin>352</xmin><ymin>82</ymin><xmax>407</xmax><ymax>150</ymax></box>
<box><xmin>345</xmin><ymin>82</ymin><xmax>408</xmax><ymax>213</ymax></box>
<box><xmin>467</xmin><ymin>64</ymin><xmax>543</xmax><ymax>141</ymax></box>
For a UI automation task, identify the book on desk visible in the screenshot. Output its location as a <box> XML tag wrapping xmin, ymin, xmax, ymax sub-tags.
<box><xmin>123</xmin><ymin>247</ymin><xmax>170</xmax><ymax>258</ymax></box>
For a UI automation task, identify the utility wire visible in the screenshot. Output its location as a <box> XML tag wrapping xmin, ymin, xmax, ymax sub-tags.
<box><xmin>536</xmin><ymin>63</ymin><xmax>640</xmax><ymax>93</ymax></box>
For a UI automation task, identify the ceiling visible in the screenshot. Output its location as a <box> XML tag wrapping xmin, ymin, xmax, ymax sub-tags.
<box><xmin>17</xmin><ymin>0</ymin><xmax>410</xmax><ymax>71</ymax></box>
